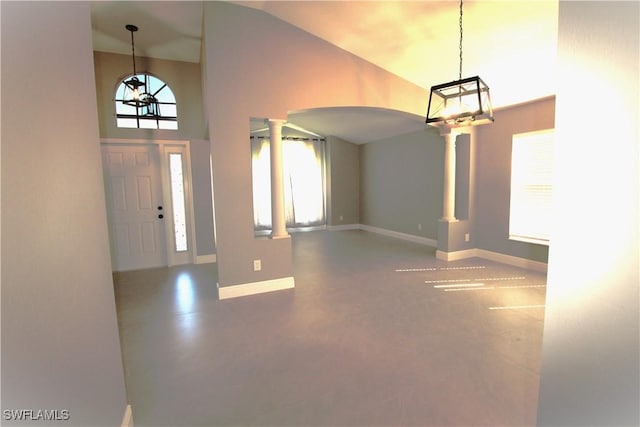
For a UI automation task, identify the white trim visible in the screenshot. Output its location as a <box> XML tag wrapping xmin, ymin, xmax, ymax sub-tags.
<box><xmin>121</xmin><ymin>405</ymin><xmax>133</xmax><ymax>427</ymax></box>
<box><xmin>508</xmin><ymin>234</ymin><xmax>550</xmax><ymax>246</ymax></box>
<box><xmin>475</xmin><ymin>249</ymin><xmax>548</xmax><ymax>273</ymax></box>
<box><xmin>218</xmin><ymin>276</ymin><xmax>295</xmax><ymax>300</ymax></box>
<box><xmin>196</xmin><ymin>254</ymin><xmax>216</xmax><ymax>264</ymax></box>
<box><xmin>436</xmin><ymin>249</ymin><xmax>477</xmax><ymax>261</ymax></box>
<box><xmin>359</xmin><ymin>224</ymin><xmax>438</xmax><ymax>247</ymax></box>
<box><xmin>436</xmin><ymin>248</ymin><xmax>547</xmax><ymax>272</ymax></box>
<box><xmin>327</xmin><ymin>224</ymin><xmax>360</xmax><ymax>231</ymax></box>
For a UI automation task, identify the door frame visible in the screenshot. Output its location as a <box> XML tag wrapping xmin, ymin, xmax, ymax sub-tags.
<box><xmin>101</xmin><ymin>138</ymin><xmax>198</xmax><ymax>268</ymax></box>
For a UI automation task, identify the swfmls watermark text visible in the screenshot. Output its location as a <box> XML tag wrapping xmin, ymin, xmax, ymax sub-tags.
<box><xmin>3</xmin><ymin>409</ymin><xmax>70</xmax><ymax>422</ymax></box>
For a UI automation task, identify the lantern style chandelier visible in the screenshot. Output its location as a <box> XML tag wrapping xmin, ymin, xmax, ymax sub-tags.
<box><xmin>122</xmin><ymin>24</ymin><xmax>159</xmax><ymax>118</ymax></box>
<box><xmin>426</xmin><ymin>0</ymin><xmax>494</xmax><ymax>128</ymax></box>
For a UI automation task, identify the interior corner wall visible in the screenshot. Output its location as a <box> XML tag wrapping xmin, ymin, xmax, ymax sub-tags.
<box><xmin>202</xmin><ymin>1</ymin><xmax>427</xmax><ymax>287</ymax></box>
<box><xmin>190</xmin><ymin>139</ymin><xmax>216</xmax><ymax>256</ymax></box>
<box><xmin>536</xmin><ymin>2</ymin><xmax>639</xmax><ymax>425</ymax></box>
<box><xmin>327</xmin><ymin>136</ymin><xmax>360</xmax><ymax>226</ymax></box>
<box><xmin>1</xmin><ymin>2</ymin><xmax>128</xmax><ymax>425</ymax></box>
<box><xmin>475</xmin><ymin>97</ymin><xmax>555</xmax><ymax>263</ymax></box>
<box><xmin>360</xmin><ymin>128</ymin><xmax>444</xmax><ymax>240</ymax></box>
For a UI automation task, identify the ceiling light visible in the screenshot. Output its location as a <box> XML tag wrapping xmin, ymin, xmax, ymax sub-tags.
<box><xmin>122</xmin><ymin>24</ymin><xmax>159</xmax><ymax>118</ymax></box>
<box><xmin>426</xmin><ymin>0</ymin><xmax>494</xmax><ymax>128</ymax></box>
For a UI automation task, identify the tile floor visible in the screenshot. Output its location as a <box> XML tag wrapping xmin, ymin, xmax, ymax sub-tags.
<box><xmin>113</xmin><ymin>230</ymin><xmax>547</xmax><ymax>426</ymax></box>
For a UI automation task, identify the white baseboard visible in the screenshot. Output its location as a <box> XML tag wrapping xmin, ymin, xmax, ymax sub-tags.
<box><xmin>196</xmin><ymin>254</ymin><xmax>216</xmax><ymax>264</ymax></box>
<box><xmin>436</xmin><ymin>248</ymin><xmax>547</xmax><ymax>272</ymax></box>
<box><xmin>121</xmin><ymin>405</ymin><xmax>133</xmax><ymax>427</ymax></box>
<box><xmin>218</xmin><ymin>276</ymin><xmax>295</xmax><ymax>300</ymax></box>
<box><xmin>475</xmin><ymin>249</ymin><xmax>548</xmax><ymax>272</ymax></box>
<box><xmin>327</xmin><ymin>224</ymin><xmax>360</xmax><ymax>231</ymax></box>
<box><xmin>359</xmin><ymin>224</ymin><xmax>438</xmax><ymax>248</ymax></box>
<box><xmin>436</xmin><ymin>249</ymin><xmax>477</xmax><ymax>261</ymax></box>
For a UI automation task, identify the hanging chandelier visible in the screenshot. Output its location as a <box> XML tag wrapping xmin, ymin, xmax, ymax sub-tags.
<box><xmin>122</xmin><ymin>24</ymin><xmax>159</xmax><ymax>118</ymax></box>
<box><xmin>426</xmin><ymin>0</ymin><xmax>494</xmax><ymax>128</ymax></box>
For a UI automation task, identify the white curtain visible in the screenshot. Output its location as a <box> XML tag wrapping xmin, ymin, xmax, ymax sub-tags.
<box><xmin>251</xmin><ymin>138</ymin><xmax>325</xmax><ymax>230</ymax></box>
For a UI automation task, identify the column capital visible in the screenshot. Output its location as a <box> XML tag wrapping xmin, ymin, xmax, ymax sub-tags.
<box><xmin>265</xmin><ymin>118</ymin><xmax>287</xmax><ymax>127</ymax></box>
<box><xmin>439</xmin><ymin>126</ymin><xmax>467</xmax><ymax>138</ymax></box>
<box><xmin>439</xmin><ymin>125</ymin><xmax>453</xmax><ymax>136</ymax></box>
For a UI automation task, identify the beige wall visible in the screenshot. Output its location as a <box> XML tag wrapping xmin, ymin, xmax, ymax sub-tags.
<box><xmin>326</xmin><ymin>136</ymin><xmax>360</xmax><ymax>226</ymax></box>
<box><xmin>360</xmin><ymin>128</ymin><xmax>444</xmax><ymax>240</ymax></box>
<box><xmin>537</xmin><ymin>1</ymin><xmax>639</xmax><ymax>424</ymax></box>
<box><xmin>1</xmin><ymin>2</ymin><xmax>128</xmax><ymax>425</ymax></box>
<box><xmin>202</xmin><ymin>2</ymin><xmax>427</xmax><ymax>287</ymax></box>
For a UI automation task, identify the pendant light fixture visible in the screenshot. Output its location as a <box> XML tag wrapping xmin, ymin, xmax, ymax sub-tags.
<box><xmin>122</xmin><ymin>24</ymin><xmax>159</xmax><ymax>119</ymax></box>
<box><xmin>426</xmin><ymin>0</ymin><xmax>494</xmax><ymax>128</ymax></box>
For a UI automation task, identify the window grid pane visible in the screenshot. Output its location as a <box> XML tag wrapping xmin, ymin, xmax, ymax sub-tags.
<box><xmin>114</xmin><ymin>73</ymin><xmax>177</xmax><ymax>130</ymax></box>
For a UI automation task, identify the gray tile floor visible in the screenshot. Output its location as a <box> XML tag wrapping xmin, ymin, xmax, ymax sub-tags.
<box><xmin>114</xmin><ymin>230</ymin><xmax>547</xmax><ymax>426</ymax></box>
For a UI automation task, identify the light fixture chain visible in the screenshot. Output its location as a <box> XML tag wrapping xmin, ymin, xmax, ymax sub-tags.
<box><xmin>425</xmin><ymin>0</ymin><xmax>493</xmax><ymax>127</ymax></box>
<box><xmin>459</xmin><ymin>0</ymin><xmax>463</xmax><ymax>80</ymax></box>
<box><xmin>130</xmin><ymin>28</ymin><xmax>137</xmax><ymax>76</ymax></box>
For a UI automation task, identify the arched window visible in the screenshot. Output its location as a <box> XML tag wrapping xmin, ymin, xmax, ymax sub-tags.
<box><xmin>114</xmin><ymin>73</ymin><xmax>178</xmax><ymax>130</ymax></box>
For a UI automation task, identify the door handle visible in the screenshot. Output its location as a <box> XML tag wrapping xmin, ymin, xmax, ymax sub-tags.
<box><xmin>158</xmin><ymin>214</ymin><xmax>164</xmax><ymax>219</ymax></box>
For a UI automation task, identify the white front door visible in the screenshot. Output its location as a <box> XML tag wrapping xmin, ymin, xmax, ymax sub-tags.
<box><xmin>102</xmin><ymin>145</ymin><xmax>167</xmax><ymax>271</ymax></box>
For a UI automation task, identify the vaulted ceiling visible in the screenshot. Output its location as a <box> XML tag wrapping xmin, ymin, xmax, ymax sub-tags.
<box><xmin>91</xmin><ymin>1</ymin><xmax>559</xmax><ymax>143</ymax></box>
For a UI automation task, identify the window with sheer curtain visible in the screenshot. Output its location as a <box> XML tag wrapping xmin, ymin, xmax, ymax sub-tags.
<box><xmin>251</xmin><ymin>137</ymin><xmax>325</xmax><ymax>231</ymax></box>
<box><xmin>509</xmin><ymin>129</ymin><xmax>554</xmax><ymax>245</ymax></box>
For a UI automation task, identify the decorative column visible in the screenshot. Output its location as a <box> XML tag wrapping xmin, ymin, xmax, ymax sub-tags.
<box><xmin>441</xmin><ymin>127</ymin><xmax>459</xmax><ymax>222</ymax></box>
<box><xmin>267</xmin><ymin>119</ymin><xmax>289</xmax><ymax>239</ymax></box>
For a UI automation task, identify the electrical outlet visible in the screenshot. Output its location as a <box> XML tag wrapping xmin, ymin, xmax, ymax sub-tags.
<box><xmin>339</xmin><ymin>215</ymin><xmax>344</xmax><ymax>221</ymax></box>
<box><xmin>465</xmin><ymin>233</ymin><xmax>470</xmax><ymax>242</ymax></box>
<box><xmin>418</xmin><ymin>223</ymin><xmax>422</xmax><ymax>231</ymax></box>
<box><xmin>253</xmin><ymin>259</ymin><xmax>261</xmax><ymax>271</ymax></box>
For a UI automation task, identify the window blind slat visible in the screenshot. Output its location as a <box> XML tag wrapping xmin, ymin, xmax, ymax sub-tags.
<box><xmin>509</xmin><ymin>129</ymin><xmax>554</xmax><ymax>245</ymax></box>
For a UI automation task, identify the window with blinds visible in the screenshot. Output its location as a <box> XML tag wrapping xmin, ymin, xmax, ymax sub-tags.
<box><xmin>509</xmin><ymin>129</ymin><xmax>554</xmax><ymax>245</ymax></box>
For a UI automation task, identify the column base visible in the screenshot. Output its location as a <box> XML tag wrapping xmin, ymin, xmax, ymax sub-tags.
<box><xmin>437</xmin><ymin>219</ymin><xmax>472</xmax><ymax>254</ymax></box>
<box><xmin>436</xmin><ymin>249</ymin><xmax>477</xmax><ymax>261</ymax></box>
<box><xmin>270</xmin><ymin>234</ymin><xmax>290</xmax><ymax>240</ymax></box>
<box><xmin>218</xmin><ymin>276</ymin><xmax>295</xmax><ymax>300</ymax></box>
<box><xmin>439</xmin><ymin>217</ymin><xmax>459</xmax><ymax>223</ymax></box>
